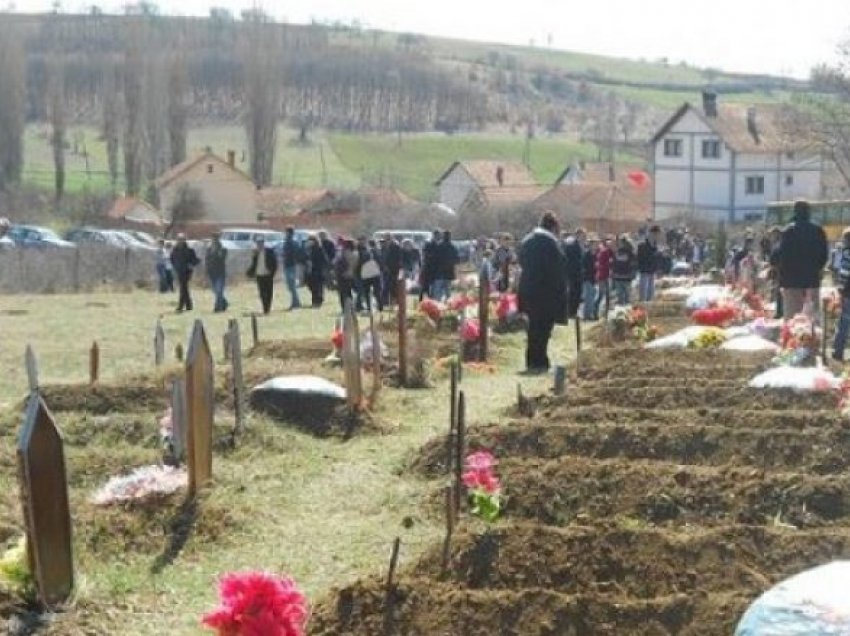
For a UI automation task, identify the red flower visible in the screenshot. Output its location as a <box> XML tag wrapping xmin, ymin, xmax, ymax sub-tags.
<box><xmin>465</xmin><ymin>451</ymin><xmax>496</xmax><ymax>471</ymax></box>
<box><xmin>460</xmin><ymin>318</ymin><xmax>481</xmax><ymax>343</ymax></box>
<box><xmin>419</xmin><ymin>299</ymin><xmax>443</xmax><ymax>321</ymax></box>
<box><xmin>202</xmin><ymin>572</ymin><xmax>308</xmax><ymax>636</ymax></box>
<box><xmin>330</xmin><ymin>329</ymin><xmax>343</xmax><ymax>351</ymax></box>
<box><xmin>462</xmin><ymin>468</ymin><xmax>501</xmax><ymax>494</ymax></box>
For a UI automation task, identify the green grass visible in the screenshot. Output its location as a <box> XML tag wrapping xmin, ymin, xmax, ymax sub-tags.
<box><xmin>0</xmin><ymin>283</ymin><xmax>575</xmax><ymax>634</ymax></box>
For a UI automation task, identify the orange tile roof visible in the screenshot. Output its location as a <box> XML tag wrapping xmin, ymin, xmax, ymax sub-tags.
<box><xmin>534</xmin><ymin>183</ymin><xmax>650</xmax><ymax>222</ymax></box>
<box><xmin>256</xmin><ymin>187</ymin><xmax>328</xmax><ymax>217</ymax></box>
<box><xmin>154</xmin><ymin>151</ymin><xmax>254</xmax><ymax>189</ymax></box>
<box><xmin>436</xmin><ymin>160</ymin><xmax>536</xmax><ymax>188</ymax></box>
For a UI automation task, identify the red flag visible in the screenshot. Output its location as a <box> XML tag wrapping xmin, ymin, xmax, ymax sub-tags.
<box><xmin>626</xmin><ymin>170</ymin><xmax>651</xmax><ymax>189</ymax></box>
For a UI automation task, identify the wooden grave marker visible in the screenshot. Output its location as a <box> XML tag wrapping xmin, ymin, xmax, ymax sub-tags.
<box><xmin>453</xmin><ymin>390</ymin><xmax>466</xmax><ymax>516</ymax></box>
<box><xmin>368</xmin><ymin>310</ymin><xmax>382</xmax><ymax>405</ymax></box>
<box><xmin>154</xmin><ymin>320</ymin><xmax>165</xmax><ymax>366</ymax></box>
<box><xmin>17</xmin><ymin>394</ymin><xmax>74</xmax><ymax>607</ymax></box>
<box><xmin>25</xmin><ymin>345</ymin><xmax>39</xmax><ymax>392</ymax></box>
<box><xmin>89</xmin><ymin>341</ymin><xmax>99</xmax><ymax>385</ymax></box>
<box><xmin>171</xmin><ymin>378</ymin><xmax>187</xmax><ymax>462</ymax></box>
<box><xmin>229</xmin><ymin>319</ymin><xmax>246</xmax><ymax>435</ymax></box>
<box><xmin>185</xmin><ymin>320</ymin><xmax>214</xmax><ymax>495</ymax></box>
<box><xmin>396</xmin><ymin>274</ymin><xmax>408</xmax><ymax>386</ymax></box>
<box><xmin>251</xmin><ymin>313</ymin><xmax>259</xmax><ymax>347</ymax></box>
<box><xmin>343</xmin><ymin>301</ymin><xmax>363</xmax><ymax>408</ymax></box>
<box><xmin>478</xmin><ymin>266</ymin><xmax>490</xmax><ymax>361</ymax></box>
<box><xmin>445</xmin><ymin>361</ymin><xmax>458</xmax><ymax>474</ymax></box>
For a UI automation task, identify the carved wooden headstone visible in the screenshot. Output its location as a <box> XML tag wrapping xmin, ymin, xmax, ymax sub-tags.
<box><xmin>369</xmin><ymin>310</ymin><xmax>382</xmax><ymax>404</ymax></box>
<box><xmin>89</xmin><ymin>341</ymin><xmax>99</xmax><ymax>385</ymax></box>
<box><xmin>251</xmin><ymin>313</ymin><xmax>259</xmax><ymax>347</ymax></box>
<box><xmin>343</xmin><ymin>301</ymin><xmax>363</xmax><ymax>409</ymax></box>
<box><xmin>396</xmin><ymin>274</ymin><xmax>408</xmax><ymax>386</ymax></box>
<box><xmin>17</xmin><ymin>394</ymin><xmax>73</xmax><ymax>607</ymax></box>
<box><xmin>154</xmin><ymin>320</ymin><xmax>165</xmax><ymax>367</ymax></box>
<box><xmin>25</xmin><ymin>345</ymin><xmax>39</xmax><ymax>392</ymax></box>
<box><xmin>170</xmin><ymin>379</ymin><xmax>187</xmax><ymax>463</ymax></box>
<box><xmin>185</xmin><ymin>320</ymin><xmax>214</xmax><ymax>494</ymax></box>
<box><xmin>478</xmin><ymin>267</ymin><xmax>489</xmax><ymax>362</ymax></box>
<box><xmin>229</xmin><ymin>319</ymin><xmax>246</xmax><ymax>435</ymax></box>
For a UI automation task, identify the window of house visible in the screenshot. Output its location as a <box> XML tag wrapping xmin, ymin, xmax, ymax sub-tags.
<box><xmin>207</xmin><ymin>164</ymin><xmax>214</xmax><ymax>174</ymax></box>
<box><xmin>785</xmin><ymin>174</ymin><xmax>794</xmax><ymax>187</ymax></box>
<box><xmin>745</xmin><ymin>176</ymin><xmax>765</xmax><ymax>195</ymax></box>
<box><xmin>701</xmin><ymin>140</ymin><xmax>721</xmax><ymax>159</ymax></box>
<box><xmin>663</xmin><ymin>138</ymin><xmax>682</xmax><ymax>157</ymax></box>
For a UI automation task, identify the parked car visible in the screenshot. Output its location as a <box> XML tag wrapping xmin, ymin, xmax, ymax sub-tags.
<box><xmin>219</xmin><ymin>228</ymin><xmax>286</xmax><ymax>250</ymax></box>
<box><xmin>125</xmin><ymin>230</ymin><xmax>158</xmax><ymax>247</ymax></box>
<box><xmin>66</xmin><ymin>227</ymin><xmax>126</xmax><ymax>248</ymax></box>
<box><xmin>108</xmin><ymin>230</ymin><xmax>156</xmax><ymax>250</ymax></box>
<box><xmin>8</xmin><ymin>225</ymin><xmax>76</xmax><ymax>248</ymax></box>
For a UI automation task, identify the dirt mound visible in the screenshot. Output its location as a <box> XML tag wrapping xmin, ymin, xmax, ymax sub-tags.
<box><xmin>503</xmin><ymin>456</ymin><xmax>850</xmax><ymax>527</ymax></box>
<box><xmin>39</xmin><ymin>381</ymin><xmax>172</xmax><ymax>415</ymax></box>
<box><xmin>577</xmin><ymin>348</ymin><xmax>772</xmax><ymax>381</ymax></box>
<box><xmin>412</xmin><ymin>421</ymin><xmax>850</xmax><ymax>476</ymax></box>
<box><xmin>248</xmin><ymin>338</ymin><xmax>335</xmax><ymax>362</ymax></box>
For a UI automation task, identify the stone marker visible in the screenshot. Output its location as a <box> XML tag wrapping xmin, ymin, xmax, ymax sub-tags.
<box><xmin>185</xmin><ymin>320</ymin><xmax>214</xmax><ymax>495</ymax></box>
<box><xmin>154</xmin><ymin>320</ymin><xmax>165</xmax><ymax>366</ymax></box>
<box><xmin>17</xmin><ymin>393</ymin><xmax>73</xmax><ymax>607</ymax></box>
<box><xmin>171</xmin><ymin>379</ymin><xmax>187</xmax><ymax>463</ymax></box>
<box><xmin>25</xmin><ymin>345</ymin><xmax>38</xmax><ymax>392</ymax></box>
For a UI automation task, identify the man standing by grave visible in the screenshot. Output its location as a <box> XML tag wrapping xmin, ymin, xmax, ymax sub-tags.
<box><xmin>561</xmin><ymin>227</ymin><xmax>584</xmax><ymax>318</ymax></box>
<box><xmin>205</xmin><ymin>232</ymin><xmax>229</xmax><ymax>313</ymax></box>
<box><xmin>777</xmin><ymin>200</ymin><xmax>829</xmax><ymax>319</ymax></box>
<box><xmin>247</xmin><ymin>237</ymin><xmax>278</xmax><ymax>315</ymax></box>
<box><xmin>381</xmin><ymin>234</ymin><xmax>403</xmax><ymax>307</ymax></box>
<box><xmin>637</xmin><ymin>225</ymin><xmax>661</xmax><ymax>302</ymax></box>
<box><xmin>170</xmin><ymin>234</ymin><xmax>200</xmax><ymax>312</ymax></box>
<box><xmin>280</xmin><ymin>227</ymin><xmax>303</xmax><ymax>311</ymax></box>
<box><xmin>518</xmin><ymin>212</ymin><xmax>568</xmax><ymax>373</ymax></box>
<box><xmin>420</xmin><ymin>229</ymin><xmax>441</xmax><ymax>300</ymax></box>
<box><xmin>433</xmin><ymin>230</ymin><xmax>459</xmax><ymax>301</ymax></box>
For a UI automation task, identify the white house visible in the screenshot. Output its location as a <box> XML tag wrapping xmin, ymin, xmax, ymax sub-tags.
<box><xmin>434</xmin><ymin>160</ymin><xmax>541</xmax><ymax>213</ymax></box>
<box><xmin>651</xmin><ymin>92</ymin><xmax>822</xmax><ymax>223</ymax></box>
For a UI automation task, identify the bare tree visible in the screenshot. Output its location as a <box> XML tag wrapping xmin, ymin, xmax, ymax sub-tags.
<box><xmin>165</xmin><ymin>183</ymin><xmax>205</xmax><ymax>236</ymax></box>
<box><xmin>167</xmin><ymin>52</ymin><xmax>189</xmax><ymax>166</ymax></box>
<box><xmin>805</xmin><ymin>50</ymin><xmax>850</xmax><ymax>190</ymax></box>
<box><xmin>0</xmin><ymin>27</ymin><xmax>25</xmax><ymax>190</ymax></box>
<box><xmin>122</xmin><ymin>31</ymin><xmax>145</xmax><ymax>196</ymax></box>
<box><xmin>242</xmin><ymin>18</ymin><xmax>280</xmax><ymax>186</ymax></box>
<box><xmin>101</xmin><ymin>66</ymin><xmax>122</xmax><ymax>190</ymax></box>
<box><xmin>47</xmin><ymin>59</ymin><xmax>67</xmax><ymax>206</ymax></box>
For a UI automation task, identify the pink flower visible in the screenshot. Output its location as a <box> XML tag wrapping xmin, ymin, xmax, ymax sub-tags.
<box><xmin>465</xmin><ymin>451</ymin><xmax>496</xmax><ymax>472</ymax></box>
<box><xmin>813</xmin><ymin>375</ymin><xmax>834</xmax><ymax>392</ymax></box>
<box><xmin>462</xmin><ymin>469</ymin><xmax>501</xmax><ymax>494</ymax></box>
<box><xmin>202</xmin><ymin>571</ymin><xmax>308</xmax><ymax>636</ymax></box>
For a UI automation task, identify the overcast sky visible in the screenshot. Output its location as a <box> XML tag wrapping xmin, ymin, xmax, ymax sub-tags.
<box><xmin>7</xmin><ymin>0</ymin><xmax>850</xmax><ymax>78</ymax></box>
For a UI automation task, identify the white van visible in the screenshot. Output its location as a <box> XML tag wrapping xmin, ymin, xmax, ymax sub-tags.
<box><xmin>219</xmin><ymin>228</ymin><xmax>286</xmax><ymax>250</ymax></box>
<box><xmin>373</xmin><ymin>230</ymin><xmax>432</xmax><ymax>247</ymax></box>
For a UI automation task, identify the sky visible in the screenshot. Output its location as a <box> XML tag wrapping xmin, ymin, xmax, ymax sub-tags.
<box><xmin>7</xmin><ymin>0</ymin><xmax>850</xmax><ymax>78</ymax></box>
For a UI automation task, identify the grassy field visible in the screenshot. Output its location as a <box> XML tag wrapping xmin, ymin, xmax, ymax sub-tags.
<box><xmin>0</xmin><ymin>283</ymin><xmax>573</xmax><ymax>634</ymax></box>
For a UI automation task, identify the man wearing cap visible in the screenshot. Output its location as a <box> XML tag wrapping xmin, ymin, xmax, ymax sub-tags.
<box><xmin>777</xmin><ymin>200</ymin><xmax>828</xmax><ymax>319</ymax></box>
<box><xmin>170</xmin><ymin>233</ymin><xmax>200</xmax><ymax>312</ymax></box>
<box><xmin>247</xmin><ymin>236</ymin><xmax>279</xmax><ymax>314</ymax></box>
<box><xmin>205</xmin><ymin>232</ymin><xmax>229</xmax><ymax>312</ymax></box>
<box><xmin>0</xmin><ymin>218</ymin><xmax>13</xmax><ymax>247</ymax></box>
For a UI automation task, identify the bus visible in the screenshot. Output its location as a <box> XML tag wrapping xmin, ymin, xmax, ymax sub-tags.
<box><xmin>766</xmin><ymin>200</ymin><xmax>850</xmax><ymax>241</ymax></box>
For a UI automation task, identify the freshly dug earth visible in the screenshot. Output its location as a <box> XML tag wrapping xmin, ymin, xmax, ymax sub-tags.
<box><xmin>315</xmin><ymin>335</ymin><xmax>850</xmax><ymax>635</ymax></box>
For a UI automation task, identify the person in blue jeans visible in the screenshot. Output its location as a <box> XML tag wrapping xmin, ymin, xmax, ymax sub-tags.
<box><xmin>280</xmin><ymin>227</ymin><xmax>302</xmax><ymax>310</ymax></box>
<box><xmin>205</xmin><ymin>233</ymin><xmax>229</xmax><ymax>312</ymax></box>
<box><xmin>831</xmin><ymin>228</ymin><xmax>850</xmax><ymax>361</ymax></box>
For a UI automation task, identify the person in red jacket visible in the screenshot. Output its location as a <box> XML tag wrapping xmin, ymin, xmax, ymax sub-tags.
<box><xmin>595</xmin><ymin>237</ymin><xmax>614</xmax><ymax>317</ymax></box>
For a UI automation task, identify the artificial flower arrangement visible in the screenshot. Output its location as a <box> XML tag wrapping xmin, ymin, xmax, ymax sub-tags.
<box><xmin>608</xmin><ymin>305</ymin><xmax>658</xmax><ymax>342</ymax></box>
<box><xmin>825</xmin><ymin>290</ymin><xmax>842</xmax><ymax>319</ymax></box>
<box><xmin>462</xmin><ymin>451</ymin><xmax>502</xmax><ymax>523</ymax></box>
<box><xmin>202</xmin><ymin>571</ymin><xmax>308</xmax><ymax>636</ymax></box>
<box><xmin>691</xmin><ymin>303</ymin><xmax>738</xmax><ymax>328</ymax></box>
<box><xmin>774</xmin><ymin>314</ymin><xmax>819</xmax><ymax>367</ymax></box>
<box><xmin>0</xmin><ymin>537</ymin><xmax>31</xmax><ymax>595</ymax></box>
<box><xmin>688</xmin><ymin>327</ymin><xmax>728</xmax><ymax>350</ymax></box>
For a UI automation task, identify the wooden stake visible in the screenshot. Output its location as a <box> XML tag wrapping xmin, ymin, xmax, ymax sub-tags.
<box><xmin>397</xmin><ymin>274</ymin><xmax>408</xmax><ymax>386</ymax></box>
<box><xmin>383</xmin><ymin>537</ymin><xmax>402</xmax><ymax>636</ymax></box>
<box><xmin>251</xmin><ymin>313</ymin><xmax>259</xmax><ymax>347</ymax></box>
<box><xmin>478</xmin><ymin>266</ymin><xmax>489</xmax><ymax>362</ymax></box>
<box><xmin>446</xmin><ymin>361</ymin><xmax>458</xmax><ymax>474</ymax></box>
<box><xmin>441</xmin><ymin>485</ymin><xmax>454</xmax><ymax>576</ymax></box>
<box><xmin>89</xmin><ymin>341</ymin><xmax>99</xmax><ymax>385</ymax></box>
<box><xmin>154</xmin><ymin>320</ymin><xmax>165</xmax><ymax>367</ymax></box>
<box><xmin>574</xmin><ymin>316</ymin><xmax>582</xmax><ymax>355</ymax></box>
<box><xmin>175</xmin><ymin>343</ymin><xmax>184</xmax><ymax>363</ymax></box>
<box><xmin>553</xmin><ymin>365</ymin><xmax>567</xmax><ymax>395</ymax></box>
<box><xmin>25</xmin><ymin>345</ymin><xmax>39</xmax><ymax>393</ymax></box>
<box><xmin>454</xmin><ymin>391</ymin><xmax>466</xmax><ymax>516</ymax></box>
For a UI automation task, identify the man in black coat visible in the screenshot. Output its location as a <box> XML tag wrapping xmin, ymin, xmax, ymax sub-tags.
<box><xmin>636</xmin><ymin>225</ymin><xmax>661</xmax><ymax>302</ymax></box>
<box><xmin>170</xmin><ymin>233</ymin><xmax>200</xmax><ymax>312</ymax></box>
<box><xmin>519</xmin><ymin>212</ymin><xmax>568</xmax><ymax>373</ymax></box>
<box><xmin>381</xmin><ymin>234</ymin><xmax>403</xmax><ymax>307</ymax></box>
<box><xmin>247</xmin><ymin>237</ymin><xmax>279</xmax><ymax>315</ymax></box>
<box><xmin>777</xmin><ymin>200</ymin><xmax>828</xmax><ymax>319</ymax></box>
<box><xmin>419</xmin><ymin>230</ymin><xmax>441</xmax><ymax>300</ymax></box>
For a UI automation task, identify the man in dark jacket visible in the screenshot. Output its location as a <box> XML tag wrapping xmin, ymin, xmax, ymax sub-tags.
<box><xmin>247</xmin><ymin>237</ymin><xmax>279</xmax><ymax>314</ymax></box>
<box><xmin>433</xmin><ymin>230</ymin><xmax>459</xmax><ymax>301</ymax></box>
<box><xmin>636</xmin><ymin>225</ymin><xmax>660</xmax><ymax>302</ymax></box>
<box><xmin>280</xmin><ymin>227</ymin><xmax>303</xmax><ymax>310</ymax></box>
<box><xmin>561</xmin><ymin>228</ymin><xmax>583</xmax><ymax>318</ymax></box>
<box><xmin>420</xmin><ymin>230</ymin><xmax>441</xmax><ymax>300</ymax></box>
<box><xmin>205</xmin><ymin>232</ymin><xmax>228</xmax><ymax>313</ymax></box>
<box><xmin>381</xmin><ymin>234</ymin><xmax>403</xmax><ymax>307</ymax></box>
<box><xmin>777</xmin><ymin>200</ymin><xmax>829</xmax><ymax>319</ymax></box>
<box><xmin>519</xmin><ymin>212</ymin><xmax>568</xmax><ymax>373</ymax></box>
<box><xmin>170</xmin><ymin>234</ymin><xmax>200</xmax><ymax>312</ymax></box>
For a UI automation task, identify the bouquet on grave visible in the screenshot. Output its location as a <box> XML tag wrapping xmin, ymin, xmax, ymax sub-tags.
<box><xmin>774</xmin><ymin>314</ymin><xmax>819</xmax><ymax>367</ymax></box>
<box><xmin>202</xmin><ymin>571</ymin><xmax>308</xmax><ymax>636</ymax></box>
<box><xmin>462</xmin><ymin>451</ymin><xmax>502</xmax><ymax>523</ymax></box>
<box><xmin>688</xmin><ymin>327</ymin><xmax>728</xmax><ymax>350</ymax></box>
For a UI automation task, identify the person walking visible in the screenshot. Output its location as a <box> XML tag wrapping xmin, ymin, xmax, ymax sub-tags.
<box><xmin>636</xmin><ymin>225</ymin><xmax>660</xmax><ymax>302</ymax></box>
<box><xmin>581</xmin><ymin>236</ymin><xmax>599</xmax><ymax>320</ymax></box>
<box><xmin>205</xmin><ymin>232</ymin><xmax>229</xmax><ymax>312</ymax></box>
<box><xmin>518</xmin><ymin>212</ymin><xmax>568</xmax><ymax>373</ymax></box>
<box><xmin>433</xmin><ymin>230</ymin><xmax>459</xmax><ymax>301</ymax></box>
<box><xmin>595</xmin><ymin>236</ymin><xmax>614</xmax><ymax>317</ymax></box>
<box><xmin>492</xmin><ymin>234</ymin><xmax>514</xmax><ymax>293</ymax></box>
<box><xmin>334</xmin><ymin>239</ymin><xmax>358</xmax><ymax>312</ymax></box>
<box><xmin>304</xmin><ymin>236</ymin><xmax>328</xmax><ymax>308</ymax></box>
<box><xmin>777</xmin><ymin>200</ymin><xmax>829</xmax><ymax>320</ymax></box>
<box><xmin>419</xmin><ymin>230</ymin><xmax>441</xmax><ymax>300</ymax></box>
<box><xmin>832</xmin><ymin>228</ymin><xmax>850</xmax><ymax>361</ymax></box>
<box><xmin>247</xmin><ymin>237</ymin><xmax>278</xmax><ymax>315</ymax></box>
<box><xmin>170</xmin><ymin>234</ymin><xmax>200</xmax><ymax>312</ymax></box>
<box><xmin>611</xmin><ymin>235</ymin><xmax>637</xmax><ymax>306</ymax></box>
<box><xmin>401</xmin><ymin>239</ymin><xmax>421</xmax><ymax>281</ymax></box>
<box><xmin>381</xmin><ymin>234</ymin><xmax>403</xmax><ymax>307</ymax></box>
<box><xmin>280</xmin><ymin>227</ymin><xmax>303</xmax><ymax>310</ymax></box>
<box><xmin>155</xmin><ymin>239</ymin><xmax>174</xmax><ymax>293</ymax></box>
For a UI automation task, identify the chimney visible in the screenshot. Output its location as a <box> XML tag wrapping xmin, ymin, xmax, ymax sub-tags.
<box><xmin>747</xmin><ymin>107</ymin><xmax>758</xmax><ymax>140</ymax></box>
<box><xmin>227</xmin><ymin>150</ymin><xmax>235</xmax><ymax>167</ymax></box>
<box><xmin>702</xmin><ymin>91</ymin><xmax>717</xmax><ymax>118</ymax></box>
<box><xmin>496</xmin><ymin>165</ymin><xmax>504</xmax><ymax>187</ymax></box>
